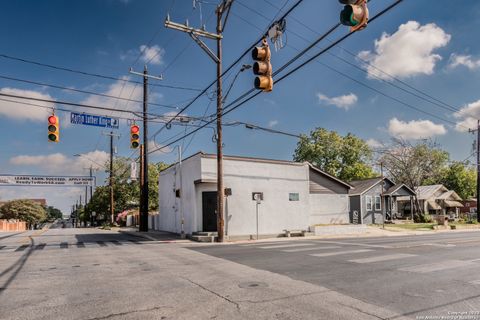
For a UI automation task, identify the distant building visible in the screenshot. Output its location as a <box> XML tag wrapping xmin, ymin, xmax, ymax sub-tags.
<box><xmin>157</xmin><ymin>152</ymin><xmax>352</xmax><ymax>238</ymax></box>
<box><xmin>398</xmin><ymin>185</ymin><xmax>463</xmax><ymax>218</ymax></box>
<box><xmin>348</xmin><ymin>177</ymin><xmax>416</xmax><ymax>224</ymax></box>
<box><xmin>460</xmin><ymin>198</ymin><xmax>477</xmax><ymax>215</ymax></box>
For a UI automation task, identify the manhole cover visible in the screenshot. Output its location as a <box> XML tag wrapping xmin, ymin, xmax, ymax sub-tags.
<box><xmin>238</xmin><ymin>282</ymin><xmax>268</xmax><ymax>289</ymax></box>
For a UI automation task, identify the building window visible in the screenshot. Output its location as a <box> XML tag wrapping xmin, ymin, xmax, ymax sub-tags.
<box><xmin>289</xmin><ymin>193</ymin><xmax>300</xmax><ymax>201</ymax></box>
<box><xmin>375</xmin><ymin>196</ymin><xmax>381</xmax><ymax>210</ymax></box>
<box><xmin>366</xmin><ymin>196</ymin><xmax>373</xmax><ymax>211</ymax></box>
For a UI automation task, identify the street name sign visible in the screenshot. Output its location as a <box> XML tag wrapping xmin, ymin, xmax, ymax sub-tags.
<box><xmin>70</xmin><ymin>112</ymin><xmax>119</xmax><ymax>129</ymax></box>
<box><xmin>0</xmin><ymin>175</ymin><xmax>95</xmax><ymax>187</ymax></box>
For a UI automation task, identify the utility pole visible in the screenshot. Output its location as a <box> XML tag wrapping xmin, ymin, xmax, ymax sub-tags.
<box><xmin>103</xmin><ymin>131</ymin><xmax>120</xmax><ymax>224</ymax></box>
<box><xmin>129</xmin><ymin>67</ymin><xmax>163</xmax><ymax>232</ymax></box>
<box><xmin>468</xmin><ymin>121</ymin><xmax>480</xmax><ymax>223</ymax></box>
<box><xmin>165</xmin><ymin>0</ymin><xmax>233</xmax><ymax>242</ymax></box>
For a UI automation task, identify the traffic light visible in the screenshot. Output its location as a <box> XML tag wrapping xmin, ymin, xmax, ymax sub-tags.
<box><xmin>252</xmin><ymin>38</ymin><xmax>273</xmax><ymax>92</ymax></box>
<box><xmin>339</xmin><ymin>0</ymin><xmax>369</xmax><ymax>32</ymax></box>
<box><xmin>130</xmin><ymin>124</ymin><xmax>140</xmax><ymax>149</ymax></box>
<box><xmin>48</xmin><ymin>114</ymin><xmax>59</xmax><ymax>143</ymax></box>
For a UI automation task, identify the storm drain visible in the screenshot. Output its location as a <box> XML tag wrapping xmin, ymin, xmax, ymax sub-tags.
<box><xmin>238</xmin><ymin>282</ymin><xmax>268</xmax><ymax>289</ymax></box>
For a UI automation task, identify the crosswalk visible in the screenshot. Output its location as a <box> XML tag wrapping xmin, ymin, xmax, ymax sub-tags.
<box><xmin>237</xmin><ymin>240</ymin><xmax>480</xmax><ymax>276</ymax></box>
<box><xmin>0</xmin><ymin>239</ymin><xmax>146</xmax><ymax>252</ymax></box>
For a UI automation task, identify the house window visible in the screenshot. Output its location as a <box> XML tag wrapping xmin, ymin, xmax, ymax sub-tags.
<box><xmin>289</xmin><ymin>193</ymin><xmax>300</xmax><ymax>201</ymax></box>
<box><xmin>375</xmin><ymin>196</ymin><xmax>381</xmax><ymax>210</ymax></box>
<box><xmin>366</xmin><ymin>196</ymin><xmax>373</xmax><ymax>211</ymax></box>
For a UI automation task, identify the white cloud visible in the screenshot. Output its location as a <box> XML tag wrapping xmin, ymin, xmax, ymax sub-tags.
<box><xmin>387</xmin><ymin>118</ymin><xmax>447</xmax><ymax>140</ymax></box>
<box><xmin>268</xmin><ymin>120</ymin><xmax>279</xmax><ymax>128</ymax></box>
<box><xmin>366</xmin><ymin>138</ymin><xmax>383</xmax><ymax>148</ymax></box>
<box><xmin>317</xmin><ymin>93</ymin><xmax>357</xmax><ymax>110</ymax></box>
<box><xmin>0</xmin><ymin>87</ymin><xmax>54</xmax><ymax>122</ymax></box>
<box><xmin>448</xmin><ymin>53</ymin><xmax>480</xmax><ymax>70</ymax></box>
<box><xmin>358</xmin><ymin>21</ymin><xmax>451</xmax><ymax>80</ymax></box>
<box><xmin>9</xmin><ymin>150</ymin><xmax>109</xmax><ymax>175</ymax></box>
<box><xmin>453</xmin><ymin>99</ymin><xmax>480</xmax><ymax>132</ymax></box>
<box><xmin>121</xmin><ymin>45</ymin><xmax>165</xmax><ymax>65</ymax></box>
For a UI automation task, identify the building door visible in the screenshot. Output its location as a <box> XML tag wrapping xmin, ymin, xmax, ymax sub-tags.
<box><xmin>202</xmin><ymin>191</ymin><xmax>217</xmax><ymax>232</ymax></box>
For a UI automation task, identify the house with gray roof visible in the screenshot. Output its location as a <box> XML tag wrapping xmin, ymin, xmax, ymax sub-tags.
<box><xmin>348</xmin><ymin>177</ymin><xmax>415</xmax><ymax>224</ymax></box>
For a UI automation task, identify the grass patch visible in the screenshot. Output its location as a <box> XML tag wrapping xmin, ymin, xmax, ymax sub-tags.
<box><xmin>387</xmin><ymin>223</ymin><xmax>436</xmax><ymax>230</ymax></box>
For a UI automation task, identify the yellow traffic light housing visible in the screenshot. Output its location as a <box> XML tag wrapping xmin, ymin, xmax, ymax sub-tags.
<box><xmin>339</xmin><ymin>0</ymin><xmax>369</xmax><ymax>32</ymax></box>
<box><xmin>252</xmin><ymin>38</ymin><xmax>273</xmax><ymax>92</ymax></box>
<box><xmin>130</xmin><ymin>124</ymin><xmax>140</xmax><ymax>149</ymax></box>
<box><xmin>48</xmin><ymin>114</ymin><xmax>59</xmax><ymax>143</ymax></box>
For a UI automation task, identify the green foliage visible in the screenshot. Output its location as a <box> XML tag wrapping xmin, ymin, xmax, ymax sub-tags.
<box><xmin>425</xmin><ymin>162</ymin><xmax>476</xmax><ymax>200</ymax></box>
<box><xmin>87</xmin><ymin>157</ymin><xmax>169</xmax><ymax>218</ymax></box>
<box><xmin>0</xmin><ymin>199</ymin><xmax>47</xmax><ymax>225</ymax></box>
<box><xmin>380</xmin><ymin>139</ymin><xmax>449</xmax><ymax>191</ymax></box>
<box><xmin>293</xmin><ymin>128</ymin><xmax>375</xmax><ymax>181</ymax></box>
<box><xmin>45</xmin><ymin>206</ymin><xmax>63</xmax><ymax>220</ymax></box>
<box><xmin>415</xmin><ymin>213</ymin><xmax>434</xmax><ymax>223</ymax></box>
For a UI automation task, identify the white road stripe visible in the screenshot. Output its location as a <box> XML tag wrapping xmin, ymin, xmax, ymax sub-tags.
<box><xmin>259</xmin><ymin>243</ymin><xmax>315</xmax><ymax>249</ymax></box>
<box><xmin>314</xmin><ymin>240</ymin><xmax>391</xmax><ymax>249</ymax></box>
<box><xmin>310</xmin><ymin>249</ymin><xmax>373</xmax><ymax>258</ymax></box>
<box><xmin>399</xmin><ymin>260</ymin><xmax>475</xmax><ymax>273</ymax></box>
<box><xmin>469</xmin><ymin>280</ymin><xmax>480</xmax><ymax>285</ymax></box>
<box><xmin>239</xmin><ymin>242</ymin><xmax>294</xmax><ymax>247</ymax></box>
<box><xmin>349</xmin><ymin>253</ymin><xmax>417</xmax><ymax>264</ymax></box>
<box><xmin>281</xmin><ymin>246</ymin><xmax>341</xmax><ymax>253</ymax></box>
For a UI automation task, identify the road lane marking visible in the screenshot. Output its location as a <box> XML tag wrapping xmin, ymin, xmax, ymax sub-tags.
<box><xmin>469</xmin><ymin>280</ymin><xmax>480</xmax><ymax>285</ymax></box>
<box><xmin>281</xmin><ymin>246</ymin><xmax>341</xmax><ymax>252</ymax></box>
<box><xmin>310</xmin><ymin>249</ymin><xmax>373</xmax><ymax>258</ymax></box>
<box><xmin>349</xmin><ymin>253</ymin><xmax>417</xmax><ymax>264</ymax></box>
<box><xmin>96</xmin><ymin>241</ymin><xmax>107</xmax><ymax>247</ymax></box>
<box><xmin>110</xmin><ymin>240</ymin><xmax>122</xmax><ymax>246</ymax></box>
<box><xmin>398</xmin><ymin>260</ymin><xmax>475</xmax><ymax>273</ymax></box>
<box><xmin>239</xmin><ymin>242</ymin><xmax>294</xmax><ymax>247</ymax></box>
<box><xmin>313</xmin><ymin>240</ymin><xmax>391</xmax><ymax>249</ymax></box>
<box><xmin>259</xmin><ymin>243</ymin><xmax>315</xmax><ymax>249</ymax></box>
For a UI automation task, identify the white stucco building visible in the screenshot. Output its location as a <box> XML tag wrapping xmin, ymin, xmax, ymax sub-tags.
<box><xmin>157</xmin><ymin>152</ymin><xmax>352</xmax><ymax>238</ymax></box>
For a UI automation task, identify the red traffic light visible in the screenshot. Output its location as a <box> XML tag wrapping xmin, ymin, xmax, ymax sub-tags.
<box><xmin>131</xmin><ymin>125</ymin><xmax>140</xmax><ymax>134</ymax></box>
<box><xmin>48</xmin><ymin>115</ymin><xmax>57</xmax><ymax>124</ymax></box>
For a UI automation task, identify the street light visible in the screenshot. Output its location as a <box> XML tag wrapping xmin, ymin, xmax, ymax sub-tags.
<box><xmin>223</xmin><ymin>64</ymin><xmax>252</xmax><ymax>104</ymax></box>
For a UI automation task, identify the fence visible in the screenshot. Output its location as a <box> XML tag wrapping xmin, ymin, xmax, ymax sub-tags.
<box><xmin>0</xmin><ymin>219</ymin><xmax>27</xmax><ymax>232</ymax></box>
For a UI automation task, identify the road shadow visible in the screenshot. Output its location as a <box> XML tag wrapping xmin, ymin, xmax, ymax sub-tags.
<box><xmin>0</xmin><ymin>232</ymin><xmax>24</xmax><ymax>241</ymax></box>
<box><xmin>0</xmin><ymin>236</ymin><xmax>35</xmax><ymax>296</ymax></box>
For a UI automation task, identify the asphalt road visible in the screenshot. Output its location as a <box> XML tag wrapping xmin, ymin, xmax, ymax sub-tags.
<box><xmin>191</xmin><ymin>231</ymin><xmax>480</xmax><ymax>319</ymax></box>
<box><xmin>2</xmin><ymin>228</ymin><xmax>480</xmax><ymax>319</ymax></box>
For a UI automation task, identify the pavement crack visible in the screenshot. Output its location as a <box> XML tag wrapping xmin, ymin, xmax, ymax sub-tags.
<box><xmin>239</xmin><ymin>290</ymin><xmax>328</xmax><ymax>304</ymax></box>
<box><xmin>338</xmin><ymin>302</ymin><xmax>385</xmax><ymax>320</ymax></box>
<box><xmin>86</xmin><ymin>305</ymin><xmax>169</xmax><ymax>320</ymax></box>
<box><xmin>181</xmin><ymin>277</ymin><xmax>241</xmax><ymax>311</ymax></box>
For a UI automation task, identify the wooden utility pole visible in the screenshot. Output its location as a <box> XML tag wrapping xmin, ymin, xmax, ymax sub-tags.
<box><xmin>165</xmin><ymin>0</ymin><xmax>233</xmax><ymax>242</ymax></box>
<box><xmin>468</xmin><ymin>121</ymin><xmax>480</xmax><ymax>222</ymax></box>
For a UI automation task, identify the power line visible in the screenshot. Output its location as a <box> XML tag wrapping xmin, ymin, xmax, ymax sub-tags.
<box><xmin>149</xmin><ymin>0</ymin><xmax>405</xmax><ymax>154</ymax></box>
<box><xmin>0</xmin><ymin>74</ymin><xmax>181</xmax><ymax>110</ymax></box>
<box><xmin>150</xmin><ymin>0</ymin><xmax>305</xmax><ymax>139</ymax></box>
<box><xmin>0</xmin><ymin>53</ymin><xmax>202</xmax><ymax>92</ymax></box>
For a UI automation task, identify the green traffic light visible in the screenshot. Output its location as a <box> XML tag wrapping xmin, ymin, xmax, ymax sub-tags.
<box><xmin>48</xmin><ymin>134</ymin><xmax>57</xmax><ymax>141</ymax></box>
<box><xmin>131</xmin><ymin>141</ymin><xmax>139</xmax><ymax>148</ymax></box>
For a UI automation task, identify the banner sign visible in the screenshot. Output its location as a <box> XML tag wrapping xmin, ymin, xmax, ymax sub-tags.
<box><xmin>70</xmin><ymin>112</ymin><xmax>119</xmax><ymax>129</ymax></box>
<box><xmin>0</xmin><ymin>175</ymin><xmax>95</xmax><ymax>187</ymax></box>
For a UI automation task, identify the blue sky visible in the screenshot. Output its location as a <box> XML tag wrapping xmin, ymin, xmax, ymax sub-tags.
<box><xmin>1</xmin><ymin>0</ymin><xmax>480</xmax><ymax>214</ymax></box>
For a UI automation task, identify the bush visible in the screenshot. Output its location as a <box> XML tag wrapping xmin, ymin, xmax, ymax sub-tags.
<box><xmin>415</xmin><ymin>213</ymin><xmax>434</xmax><ymax>223</ymax></box>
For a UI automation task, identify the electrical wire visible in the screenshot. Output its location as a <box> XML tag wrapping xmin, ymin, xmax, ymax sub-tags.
<box><xmin>0</xmin><ymin>53</ymin><xmax>202</xmax><ymax>92</ymax></box>
<box><xmin>148</xmin><ymin>0</ymin><xmax>405</xmax><ymax>154</ymax></box>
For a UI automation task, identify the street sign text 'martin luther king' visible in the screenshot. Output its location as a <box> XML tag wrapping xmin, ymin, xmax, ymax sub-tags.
<box><xmin>70</xmin><ymin>112</ymin><xmax>119</xmax><ymax>129</ymax></box>
<box><xmin>0</xmin><ymin>175</ymin><xmax>95</xmax><ymax>187</ymax></box>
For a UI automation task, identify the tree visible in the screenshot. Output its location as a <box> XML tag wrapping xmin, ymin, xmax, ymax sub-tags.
<box><xmin>45</xmin><ymin>206</ymin><xmax>63</xmax><ymax>220</ymax></box>
<box><xmin>0</xmin><ymin>200</ymin><xmax>47</xmax><ymax>227</ymax></box>
<box><xmin>87</xmin><ymin>157</ymin><xmax>169</xmax><ymax>221</ymax></box>
<box><xmin>426</xmin><ymin>162</ymin><xmax>476</xmax><ymax>200</ymax></box>
<box><xmin>293</xmin><ymin>128</ymin><xmax>375</xmax><ymax>181</ymax></box>
<box><xmin>380</xmin><ymin>139</ymin><xmax>449</xmax><ymax>220</ymax></box>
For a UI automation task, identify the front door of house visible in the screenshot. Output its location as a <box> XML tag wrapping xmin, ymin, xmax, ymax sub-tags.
<box><xmin>202</xmin><ymin>191</ymin><xmax>217</xmax><ymax>232</ymax></box>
